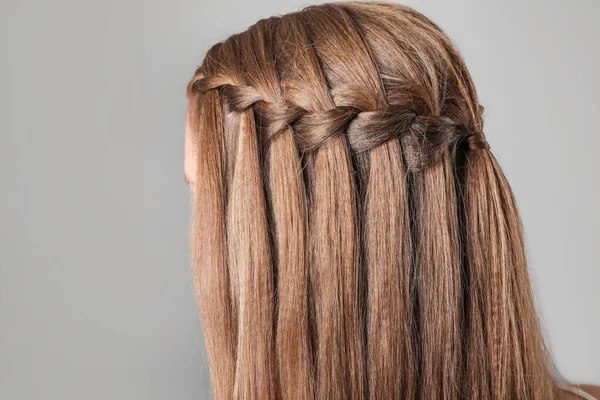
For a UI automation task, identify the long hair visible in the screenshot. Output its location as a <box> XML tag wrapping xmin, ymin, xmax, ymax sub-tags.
<box><xmin>186</xmin><ymin>2</ymin><xmax>562</xmax><ymax>399</ymax></box>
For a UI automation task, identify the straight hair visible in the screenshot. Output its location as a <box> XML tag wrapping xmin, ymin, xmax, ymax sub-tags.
<box><xmin>187</xmin><ymin>2</ymin><xmax>563</xmax><ymax>399</ymax></box>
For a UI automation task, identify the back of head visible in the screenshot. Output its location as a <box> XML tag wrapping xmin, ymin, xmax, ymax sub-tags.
<box><xmin>186</xmin><ymin>2</ymin><xmax>561</xmax><ymax>399</ymax></box>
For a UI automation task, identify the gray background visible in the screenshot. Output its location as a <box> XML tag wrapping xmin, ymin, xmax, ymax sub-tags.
<box><xmin>1</xmin><ymin>0</ymin><xmax>598</xmax><ymax>398</ymax></box>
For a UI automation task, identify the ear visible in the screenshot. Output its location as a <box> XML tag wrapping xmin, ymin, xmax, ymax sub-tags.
<box><xmin>184</xmin><ymin>107</ymin><xmax>198</xmax><ymax>190</ymax></box>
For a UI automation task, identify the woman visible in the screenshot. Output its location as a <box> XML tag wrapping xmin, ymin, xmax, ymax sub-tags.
<box><xmin>184</xmin><ymin>2</ymin><xmax>598</xmax><ymax>399</ymax></box>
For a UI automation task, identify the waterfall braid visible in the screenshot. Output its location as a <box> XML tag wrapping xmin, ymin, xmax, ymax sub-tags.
<box><xmin>187</xmin><ymin>2</ymin><xmax>562</xmax><ymax>399</ymax></box>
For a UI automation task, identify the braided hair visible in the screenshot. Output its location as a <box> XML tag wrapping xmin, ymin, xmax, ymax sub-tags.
<box><xmin>187</xmin><ymin>3</ymin><xmax>561</xmax><ymax>400</ymax></box>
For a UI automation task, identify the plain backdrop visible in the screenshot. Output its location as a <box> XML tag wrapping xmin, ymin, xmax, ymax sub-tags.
<box><xmin>1</xmin><ymin>0</ymin><xmax>598</xmax><ymax>398</ymax></box>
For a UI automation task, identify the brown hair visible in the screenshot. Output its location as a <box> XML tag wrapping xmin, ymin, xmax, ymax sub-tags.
<box><xmin>186</xmin><ymin>2</ymin><xmax>563</xmax><ymax>399</ymax></box>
